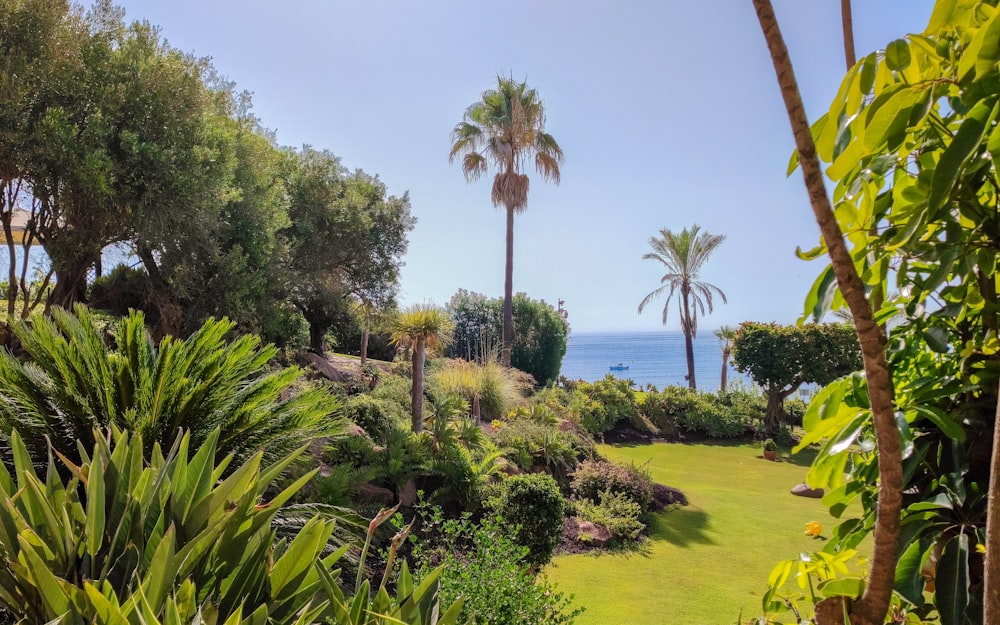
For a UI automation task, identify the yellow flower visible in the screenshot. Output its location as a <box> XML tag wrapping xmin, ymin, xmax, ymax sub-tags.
<box><xmin>805</xmin><ymin>521</ymin><xmax>823</xmax><ymax>537</ymax></box>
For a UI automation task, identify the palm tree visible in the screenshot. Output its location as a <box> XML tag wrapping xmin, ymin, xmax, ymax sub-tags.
<box><xmin>715</xmin><ymin>325</ymin><xmax>736</xmax><ymax>392</ymax></box>
<box><xmin>638</xmin><ymin>225</ymin><xmax>727</xmax><ymax>390</ymax></box>
<box><xmin>449</xmin><ymin>76</ymin><xmax>564</xmax><ymax>368</ymax></box>
<box><xmin>391</xmin><ymin>304</ymin><xmax>454</xmax><ymax>433</ymax></box>
<box><xmin>752</xmin><ymin>2</ymin><xmax>901</xmax><ymax>623</ymax></box>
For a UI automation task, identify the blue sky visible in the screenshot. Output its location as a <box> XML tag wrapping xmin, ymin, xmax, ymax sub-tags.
<box><xmin>92</xmin><ymin>0</ymin><xmax>934</xmax><ymax>332</ymax></box>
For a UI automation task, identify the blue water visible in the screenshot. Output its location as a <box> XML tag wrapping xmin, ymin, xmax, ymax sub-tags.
<box><xmin>559</xmin><ymin>331</ymin><xmax>746</xmax><ymax>391</ymax></box>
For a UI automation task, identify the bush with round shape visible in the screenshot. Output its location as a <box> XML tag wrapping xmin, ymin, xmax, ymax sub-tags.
<box><xmin>570</xmin><ymin>459</ymin><xmax>653</xmax><ymax>511</ymax></box>
<box><xmin>493</xmin><ymin>474</ymin><xmax>565</xmax><ymax>569</ymax></box>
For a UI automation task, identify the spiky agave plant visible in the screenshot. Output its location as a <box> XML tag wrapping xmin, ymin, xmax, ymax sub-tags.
<box><xmin>0</xmin><ymin>305</ymin><xmax>343</xmax><ymax>468</ymax></box>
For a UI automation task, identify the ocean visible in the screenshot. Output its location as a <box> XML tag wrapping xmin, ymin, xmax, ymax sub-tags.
<box><xmin>559</xmin><ymin>330</ymin><xmax>747</xmax><ymax>391</ymax></box>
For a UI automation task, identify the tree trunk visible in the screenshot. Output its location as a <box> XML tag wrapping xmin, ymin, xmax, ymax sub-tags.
<box><xmin>765</xmin><ymin>390</ymin><xmax>784</xmax><ymax>432</ymax></box>
<box><xmin>308</xmin><ymin>322</ymin><xmax>326</xmax><ymax>355</ymax></box>
<box><xmin>45</xmin><ymin>257</ymin><xmax>91</xmax><ymax>312</ymax></box>
<box><xmin>411</xmin><ymin>337</ymin><xmax>425</xmax><ymax>432</ymax></box>
<box><xmin>360</xmin><ymin>327</ymin><xmax>369</xmax><ymax>366</ymax></box>
<box><xmin>3</xmin><ymin>208</ymin><xmax>17</xmax><ymax>318</ymax></box>
<box><xmin>720</xmin><ymin>351</ymin><xmax>730</xmax><ymax>392</ymax></box>
<box><xmin>840</xmin><ymin>0</ymin><xmax>856</xmax><ymax>69</ymax></box>
<box><xmin>502</xmin><ymin>204</ymin><xmax>514</xmax><ymax>367</ymax></box>
<box><xmin>985</xmin><ymin>383</ymin><xmax>1000</xmax><ymax>625</ymax></box>
<box><xmin>752</xmin><ymin>3</ymin><xmax>902</xmax><ymax>625</ymax></box>
<box><xmin>681</xmin><ymin>287</ymin><xmax>696</xmax><ymax>389</ymax></box>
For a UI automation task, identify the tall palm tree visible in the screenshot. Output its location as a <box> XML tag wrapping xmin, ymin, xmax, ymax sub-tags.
<box><xmin>752</xmin><ymin>2</ymin><xmax>901</xmax><ymax>624</ymax></box>
<box><xmin>638</xmin><ymin>225</ymin><xmax>727</xmax><ymax>390</ymax></box>
<box><xmin>391</xmin><ymin>304</ymin><xmax>454</xmax><ymax>433</ymax></box>
<box><xmin>449</xmin><ymin>76</ymin><xmax>564</xmax><ymax>368</ymax></box>
<box><xmin>715</xmin><ymin>325</ymin><xmax>736</xmax><ymax>392</ymax></box>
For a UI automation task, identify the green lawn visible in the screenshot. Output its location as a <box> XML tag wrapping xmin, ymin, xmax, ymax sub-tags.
<box><xmin>545</xmin><ymin>441</ymin><xmax>846</xmax><ymax>625</ymax></box>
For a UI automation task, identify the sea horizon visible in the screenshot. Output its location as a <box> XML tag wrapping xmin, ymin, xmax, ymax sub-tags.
<box><xmin>559</xmin><ymin>329</ymin><xmax>748</xmax><ymax>392</ymax></box>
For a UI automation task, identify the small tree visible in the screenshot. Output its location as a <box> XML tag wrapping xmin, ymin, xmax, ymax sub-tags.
<box><xmin>391</xmin><ymin>304</ymin><xmax>454</xmax><ymax>432</ymax></box>
<box><xmin>731</xmin><ymin>322</ymin><xmax>861</xmax><ymax>431</ymax></box>
<box><xmin>715</xmin><ymin>325</ymin><xmax>736</xmax><ymax>392</ymax></box>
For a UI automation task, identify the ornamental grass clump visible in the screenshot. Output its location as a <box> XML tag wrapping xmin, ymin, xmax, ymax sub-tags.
<box><xmin>429</xmin><ymin>358</ymin><xmax>524</xmax><ymax>421</ymax></box>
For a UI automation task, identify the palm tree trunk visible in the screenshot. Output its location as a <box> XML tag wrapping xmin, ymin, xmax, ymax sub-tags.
<box><xmin>752</xmin><ymin>3</ymin><xmax>902</xmax><ymax>624</ymax></box>
<box><xmin>502</xmin><ymin>204</ymin><xmax>514</xmax><ymax>368</ymax></box>
<box><xmin>720</xmin><ymin>351</ymin><xmax>729</xmax><ymax>392</ymax></box>
<box><xmin>681</xmin><ymin>288</ymin><xmax>696</xmax><ymax>389</ymax></box>
<box><xmin>411</xmin><ymin>337</ymin><xmax>425</xmax><ymax>432</ymax></box>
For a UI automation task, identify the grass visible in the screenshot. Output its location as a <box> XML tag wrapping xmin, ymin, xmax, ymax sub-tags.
<box><xmin>545</xmin><ymin>441</ymin><xmax>856</xmax><ymax>625</ymax></box>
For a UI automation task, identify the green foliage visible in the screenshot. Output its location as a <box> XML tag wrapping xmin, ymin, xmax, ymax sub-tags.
<box><xmin>732</xmin><ymin>322</ymin><xmax>861</xmax><ymax>430</ymax></box>
<box><xmin>575</xmin><ymin>375</ymin><xmax>639</xmax><ymax>434</ymax></box>
<box><xmin>638</xmin><ymin>386</ymin><xmax>755</xmax><ymax>438</ymax></box>
<box><xmin>493</xmin><ymin>474</ymin><xmax>565</xmax><ymax>569</ymax></box>
<box><xmin>0</xmin><ymin>306</ymin><xmax>342</xmax><ymax>468</ymax></box>
<box><xmin>570</xmin><ymin>460</ymin><xmax>653</xmax><ymax>511</ymax></box>
<box><xmin>445</xmin><ymin>290</ymin><xmax>570</xmax><ymax>386</ymax></box>
<box><xmin>88</xmin><ymin>264</ymin><xmax>149</xmax><ymax>316</ymax></box>
<box><xmin>731</xmin><ymin>322</ymin><xmax>861</xmax><ymax>392</ymax></box>
<box><xmin>487</xmin><ymin>417</ymin><xmax>589</xmax><ymax>477</ymax></box>
<box><xmin>772</xmin><ymin>3</ymin><xmax>1000</xmax><ymax>622</ymax></box>
<box><xmin>412</xmin><ymin>506</ymin><xmax>583</xmax><ymax>625</ymax></box>
<box><xmin>0</xmin><ymin>427</ymin><xmax>342</xmax><ymax>624</ymax></box>
<box><xmin>344</xmin><ymin>394</ymin><xmax>407</xmax><ymax>440</ymax></box>
<box><xmin>285</xmin><ymin>148</ymin><xmax>415</xmax><ymax>353</ymax></box>
<box><xmin>572</xmin><ymin>491</ymin><xmax>645</xmax><ymax>543</ymax></box>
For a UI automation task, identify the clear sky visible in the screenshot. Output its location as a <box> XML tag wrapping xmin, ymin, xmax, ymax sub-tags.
<box><xmin>89</xmin><ymin>0</ymin><xmax>934</xmax><ymax>333</ymax></box>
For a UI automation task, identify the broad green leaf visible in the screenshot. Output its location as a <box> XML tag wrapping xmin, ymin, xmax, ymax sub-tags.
<box><xmin>936</xmin><ymin>534</ymin><xmax>969</xmax><ymax>625</ymax></box>
<box><xmin>922</xmin><ymin>326</ymin><xmax>952</xmax><ymax>353</ymax></box>
<box><xmin>436</xmin><ymin>597</ymin><xmax>466</xmax><ymax>625</ymax></box>
<box><xmin>86</xmin><ymin>452</ymin><xmax>106</xmax><ymax>558</ymax></box>
<box><xmin>864</xmin><ymin>87</ymin><xmax>918</xmax><ymax>151</ymax></box>
<box><xmin>928</xmin><ymin>98</ymin><xmax>998</xmax><ymax>214</ymax></box>
<box><xmin>911</xmin><ymin>405</ymin><xmax>966</xmax><ymax>441</ymax></box>
<box><xmin>818</xmin><ymin>577</ymin><xmax>865</xmax><ymax>599</ymax></box>
<box><xmin>894</xmin><ymin>539</ymin><xmax>929</xmax><ymax>605</ymax></box>
<box><xmin>885</xmin><ymin>39</ymin><xmax>912</xmax><ymax>71</ymax></box>
<box><xmin>927</xmin><ymin>0</ymin><xmax>958</xmax><ymax>31</ymax></box>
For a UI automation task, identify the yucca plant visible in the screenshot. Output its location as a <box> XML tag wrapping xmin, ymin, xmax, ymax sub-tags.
<box><xmin>0</xmin><ymin>428</ymin><xmax>466</xmax><ymax>625</ymax></box>
<box><xmin>0</xmin><ymin>305</ymin><xmax>342</xmax><ymax>468</ymax></box>
<box><xmin>391</xmin><ymin>304</ymin><xmax>453</xmax><ymax>433</ymax></box>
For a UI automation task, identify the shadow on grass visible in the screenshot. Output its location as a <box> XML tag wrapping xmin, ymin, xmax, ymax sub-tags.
<box><xmin>645</xmin><ymin>506</ymin><xmax>715</xmax><ymax>548</ymax></box>
<box><xmin>780</xmin><ymin>444</ymin><xmax>819</xmax><ymax>468</ymax></box>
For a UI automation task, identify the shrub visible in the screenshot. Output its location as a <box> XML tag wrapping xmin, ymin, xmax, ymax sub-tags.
<box><xmin>412</xmin><ymin>506</ymin><xmax>583</xmax><ymax>625</ymax></box>
<box><xmin>0</xmin><ymin>306</ymin><xmax>343</xmax><ymax>468</ymax></box>
<box><xmin>570</xmin><ymin>459</ymin><xmax>653</xmax><ymax>510</ymax></box>
<box><xmin>88</xmin><ymin>263</ymin><xmax>149</xmax><ymax>316</ymax></box>
<box><xmin>429</xmin><ymin>358</ymin><xmax>525</xmax><ymax>421</ymax></box>
<box><xmin>573</xmin><ymin>490</ymin><xmax>645</xmax><ymax>543</ymax></box>
<box><xmin>344</xmin><ymin>394</ymin><xmax>406</xmax><ymax>440</ymax></box>
<box><xmin>487</xmin><ymin>418</ymin><xmax>589</xmax><ymax>476</ymax></box>
<box><xmin>576</xmin><ymin>375</ymin><xmax>638</xmax><ymax>434</ymax></box>
<box><xmin>493</xmin><ymin>474</ymin><xmax>565</xmax><ymax>568</ymax></box>
<box><xmin>639</xmin><ymin>386</ymin><xmax>754</xmax><ymax>439</ymax></box>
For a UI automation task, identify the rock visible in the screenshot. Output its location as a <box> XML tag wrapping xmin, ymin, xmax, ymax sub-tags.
<box><xmin>357</xmin><ymin>483</ymin><xmax>395</xmax><ymax>506</ymax></box>
<box><xmin>399</xmin><ymin>479</ymin><xmax>417</xmax><ymax>507</ymax></box>
<box><xmin>575</xmin><ymin>519</ymin><xmax>613</xmax><ymax>548</ymax></box>
<box><xmin>790</xmin><ymin>483</ymin><xmax>825</xmax><ymax>498</ymax></box>
<box><xmin>499</xmin><ymin>459</ymin><xmax>524</xmax><ymax>476</ymax></box>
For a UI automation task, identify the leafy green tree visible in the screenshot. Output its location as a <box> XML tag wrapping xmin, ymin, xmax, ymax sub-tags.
<box><xmin>285</xmin><ymin>148</ymin><xmax>414</xmax><ymax>353</ymax></box>
<box><xmin>0</xmin><ymin>305</ymin><xmax>342</xmax><ymax>468</ymax></box>
<box><xmin>449</xmin><ymin>77</ymin><xmax>564</xmax><ymax>368</ymax></box>
<box><xmin>638</xmin><ymin>224</ymin><xmax>727</xmax><ymax>390</ymax></box>
<box><xmin>715</xmin><ymin>325</ymin><xmax>736</xmax><ymax>392</ymax></box>
<box><xmin>391</xmin><ymin>304</ymin><xmax>454</xmax><ymax>433</ymax></box>
<box><xmin>446</xmin><ymin>289</ymin><xmax>569</xmax><ymax>386</ymax></box>
<box><xmin>730</xmin><ymin>322</ymin><xmax>861</xmax><ymax>431</ymax></box>
<box><xmin>752</xmin><ymin>1</ymin><xmax>1000</xmax><ymax>623</ymax></box>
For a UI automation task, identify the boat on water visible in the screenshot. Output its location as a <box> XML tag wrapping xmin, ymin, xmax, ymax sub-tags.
<box><xmin>609</xmin><ymin>362</ymin><xmax>629</xmax><ymax>371</ymax></box>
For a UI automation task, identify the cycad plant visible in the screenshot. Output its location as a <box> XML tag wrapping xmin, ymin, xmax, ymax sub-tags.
<box><xmin>0</xmin><ymin>305</ymin><xmax>342</xmax><ymax>467</ymax></box>
<box><xmin>0</xmin><ymin>427</ymin><xmax>466</xmax><ymax>625</ymax></box>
